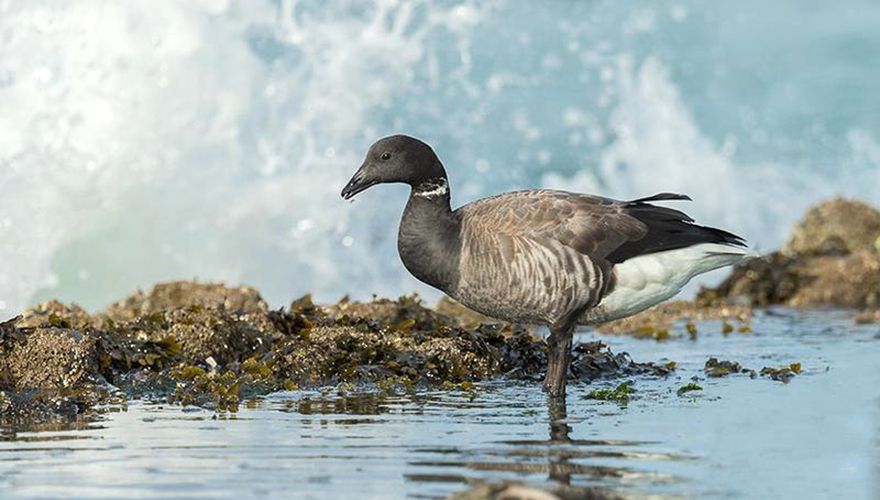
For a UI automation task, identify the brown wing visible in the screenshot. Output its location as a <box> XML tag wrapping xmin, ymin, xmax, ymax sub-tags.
<box><xmin>449</xmin><ymin>189</ymin><xmax>744</xmax><ymax>324</ymax></box>
<box><xmin>455</xmin><ymin>189</ymin><xmax>648</xmax><ymax>264</ymax></box>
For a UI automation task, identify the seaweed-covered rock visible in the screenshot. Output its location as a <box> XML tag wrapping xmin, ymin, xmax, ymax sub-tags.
<box><xmin>1</xmin><ymin>283</ymin><xmax>678</xmax><ymax>418</ymax></box>
<box><xmin>855</xmin><ymin>309</ymin><xmax>880</xmax><ymax>324</ymax></box>
<box><xmin>703</xmin><ymin>253</ymin><xmax>801</xmax><ymax>307</ymax></box>
<box><xmin>104</xmin><ymin>281</ymin><xmax>268</xmax><ymax>321</ymax></box>
<box><xmin>4</xmin><ymin>328</ymin><xmax>98</xmax><ymax>390</ymax></box>
<box><xmin>571</xmin><ymin>341</ymin><xmax>675</xmax><ymax>380</ymax></box>
<box><xmin>272</xmin><ymin>323</ymin><xmax>535</xmax><ymax>386</ymax></box>
<box><xmin>324</xmin><ymin>294</ymin><xmax>456</xmax><ymax>331</ymax></box>
<box><xmin>156</xmin><ymin>307</ymin><xmax>278</xmax><ymax>368</ymax></box>
<box><xmin>0</xmin><ymin>388</ymin><xmax>114</xmax><ymax>432</ymax></box>
<box><xmin>785</xmin><ymin>251</ymin><xmax>880</xmax><ymax>308</ymax></box>
<box><xmin>704</xmin><ymin>357</ymin><xmax>751</xmax><ymax>377</ymax></box>
<box><xmin>711</xmin><ymin>249</ymin><xmax>880</xmax><ymax>309</ymax></box>
<box><xmin>783</xmin><ymin>197</ymin><xmax>880</xmax><ymax>256</ymax></box>
<box><xmin>760</xmin><ymin>363</ymin><xmax>802</xmax><ymax>383</ymax></box>
<box><xmin>704</xmin><ymin>198</ymin><xmax>880</xmax><ymax>309</ymax></box>
<box><xmin>17</xmin><ymin>300</ymin><xmax>93</xmax><ymax>329</ymax></box>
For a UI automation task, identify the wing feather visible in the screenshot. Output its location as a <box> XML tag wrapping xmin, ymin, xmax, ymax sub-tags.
<box><xmin>456</xmin><ymin>190</ymin><xmax>646</xmax><ymax>263</ymax></box>
<box><xmin>456</xmin><ymin>189</ymin><xmax>745</xmax><ymax>265</ymax></box>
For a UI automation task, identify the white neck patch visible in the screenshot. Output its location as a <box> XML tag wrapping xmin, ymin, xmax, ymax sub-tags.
<box><xmin>414</xmin><ymin>179</ymin><xmax>448</xmax><ymax>198</ymax></box>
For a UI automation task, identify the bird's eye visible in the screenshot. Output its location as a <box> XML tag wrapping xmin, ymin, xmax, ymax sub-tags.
<box><xmin>380</xmin><ymin>152</ymin><xmax>392</xmax><ymax>160</ymax></box>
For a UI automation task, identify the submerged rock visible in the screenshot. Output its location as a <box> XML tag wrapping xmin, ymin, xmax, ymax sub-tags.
<box><xmin>855</xmin><ymin>309</ymin><xmax>880</xmax><ymax>324</ymax></box>
<box><xmin>703</xmin><ymin>198</ymin><xmax>880</xmax><ymax>310</ymax></box>
<box><xmin>704</xmin><ymin>357</ymin><xmax>753</xmax><ymax>378</ymax></box>
<box><xmin>760</xmin><ymin>363</ymin><xmax>802</xmax><ymax>383</ymax></box>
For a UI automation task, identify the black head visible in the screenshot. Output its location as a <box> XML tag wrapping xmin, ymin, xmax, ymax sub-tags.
<box><xmin>341</xmin><ymin>135</ymin><xmax>447</xmax><ymax>200</ymax></box>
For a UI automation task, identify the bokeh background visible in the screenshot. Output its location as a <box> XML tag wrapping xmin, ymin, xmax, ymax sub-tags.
<box><xmin>2</xmin><ymin>0</ymin><xmax>878</xmax><ymax>316</ymax></box>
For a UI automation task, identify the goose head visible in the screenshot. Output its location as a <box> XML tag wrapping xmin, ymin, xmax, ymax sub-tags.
<box><xmin>342</xmin><ymin>135</ymin><xmax>447</xmax><ymax>200</ymax></box>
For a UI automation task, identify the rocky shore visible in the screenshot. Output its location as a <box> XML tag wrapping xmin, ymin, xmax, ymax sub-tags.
<box><xmin>1</xmin><ymin>197</ymin><xmax>878</xmax><ymax>428</ymax></box>
<box><xmin>0</xmin><ymin>282</ymin><xmax>673</xmax><ymax>426</ymax></box>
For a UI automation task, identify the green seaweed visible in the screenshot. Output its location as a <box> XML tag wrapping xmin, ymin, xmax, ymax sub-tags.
<box><xmin>47</xmin><ymin>313</ymin><xmax>72</xmax><ymax>329</ymax></box>
<box><xmin>241</xmin><ymin>357</ymin><xmax>273</xmax><ymax>379</ymax></box>
<box><xmin>585</xmin><ymin>382</ymin><xmax>634</xmax><ymax>403</ymax></box>
<box><xmin>676</xmin><ymin>382</ymin><xmax>703</xmax><ymax>396</ymax></box>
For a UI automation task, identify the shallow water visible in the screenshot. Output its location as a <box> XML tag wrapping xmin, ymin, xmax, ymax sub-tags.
<box><xmin>1</xmin><ymin>309</ymin><xmax>878</xmax><ymax>499</ymax></box>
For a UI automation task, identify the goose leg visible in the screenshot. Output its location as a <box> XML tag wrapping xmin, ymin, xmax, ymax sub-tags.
<box><xmin>544</xmin><ymin>320</ymin><xmax>575</xmax><ymax>398</ymax></box>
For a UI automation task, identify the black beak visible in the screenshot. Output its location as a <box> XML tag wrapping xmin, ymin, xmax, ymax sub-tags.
<box><xmin>341</xmin><ymin>165</ymin><xmax>377</xmax><ymax>200</ymax></box>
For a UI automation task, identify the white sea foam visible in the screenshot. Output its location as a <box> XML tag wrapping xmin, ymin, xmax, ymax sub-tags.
<box><xmin>0</xmin><ymin>0</ymin><xmax>486</xmax><ymax>315</ymax></box>
<box><xmin>0</xmin><ymin>1</ymin><xmax>878</xmax><ymax>316</ymax></box>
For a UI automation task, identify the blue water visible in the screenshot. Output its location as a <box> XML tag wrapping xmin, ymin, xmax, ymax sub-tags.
<box><xmin>1</xmin><ymin>1</ymin><xmax>879</xmax><ymax>316</ymax></box>
<box><xmin>1</xmin><ymin>310</ymin><xmax>878</xmax><ymax>498</ymax></box>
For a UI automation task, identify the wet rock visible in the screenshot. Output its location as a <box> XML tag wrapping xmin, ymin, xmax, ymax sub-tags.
<box><xmin>4</xmin><ymin>328</ymin><xmax>98</xmax><ymax>390</ymax></box>
<box><xmin>271</xmin><ymin>322</ymin><xmax>540</xmax><ymax>387</ymax></box>
<box><xmin>703</xmin><ymin>253</ymin><xmax>801</xmax><ymax>307</ymax></box>
<box><xmin>0</xmin><ymin>316</ymin><xmax>26</xmax><ymax>351</ymax></box>
<box><xmin>103</xmin><ymin>281</ymin><xmax>268</xmax><ymax>322</ymax></box>
<box><xmin>324</xmin><ymin>294</ymin><xmax>456</xmax><ymax>331</ymax></box>
<box><xmin>704</xmin><ymin>198</ymin><xmax>880</xmax><ymax>309</ymax></box>
<box><xmin>156</xmin><ymin>307</ymin><xmax>278</xmax><ymax>368</ymax></box>
<box><xmin>782</xmin><ymin>197</ymin><xmax>880</xmax><ymax>256</ymax></box>
<box><xmin>855</xmin><ymin>309</ymin><xmax>880</xmax><ymax>324</ymax></box>
<box><xmin>1</xmin><ymin>283</ymin><xmax>679</xmax><ymax>418</ymax></box>
<box><xmin>0</xmin><ymin>388</ymin><xmax>114</xmax><ymax>432</ymax></box>
<box><xmin>760</xmin><ymin>363</ymin><xmax>802</xmax><ymax>383</ymax></box>
<box><xmin>704</xmin><ymin>357</ymin><xmax>751</xmax><ymax>377</ymax></box>
<box><xmin>282</xmin><ymin>295</ymin><xmax>545</xmax><ymax>386</ymax></box>
<box><xmin>17</xmin><ymin>300</ymin><xmax>93</xmax><ymax>329</ymax></box>
<box><xmin>169</xmin><ymin>368</ymin><xmax>243</xmax><ymax>412</ymax></box>
<box><xmin>570</xmin><ymin>342</ymin><xmax>675</xmax><ymax>380</ymax></box>
<box><xmin>786</xmin><ymin>251</ymin><xmax>880</xmax><ymax>308</ymax></box>
<box><xmin>96</xmin><ymin>282</ymin><xmax>282</xmax><ymax>370</ymax></box>
<box><xmin>709</xmin><ymin>248</ymin><xmax>880</xmax><ymax>309</ymax></box>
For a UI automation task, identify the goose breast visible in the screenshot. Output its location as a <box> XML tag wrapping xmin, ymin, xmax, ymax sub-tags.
<box><xmin>452</xmin><ymin>230</ymin><xmax>603</xmax><ymax>324</ymax></box>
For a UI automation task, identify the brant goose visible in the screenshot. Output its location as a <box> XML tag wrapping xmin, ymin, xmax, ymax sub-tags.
<box><xmin>342</xmin><ymin>135</ymin><xmax>747</xmax><ymax>397</ymax></box>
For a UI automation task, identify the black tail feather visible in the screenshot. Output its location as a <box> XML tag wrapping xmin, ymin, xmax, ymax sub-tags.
<box><xmin>607</xmin><ymin>194</ymin><xmax>746</xmax><ymax>264</ymax></box>
<box><xmin>628</xmin><ymin>192</ymin><xmax>692</xmax><ymax>204</ymax></box>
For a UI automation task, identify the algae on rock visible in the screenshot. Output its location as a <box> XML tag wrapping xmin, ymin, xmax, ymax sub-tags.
<box><xmin>5</xmin><ymin>327</ymin><xmax>98</xmax><ymax>390</ymax></box>
<box><xmin>704</xmin><ymin>198</ymin><xmax>880</xmax><ymax>309</ymax></box>
<box><xmin>0</xmin><ymin>282</ymin><xmax>675</xmax><ymax>421</ymax></box>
